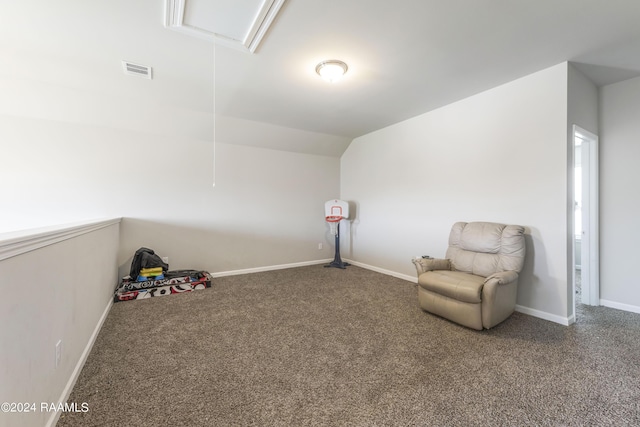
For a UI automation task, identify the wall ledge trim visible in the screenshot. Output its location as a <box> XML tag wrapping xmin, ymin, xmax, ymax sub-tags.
<box><xmin>0</xmin><ymin>217</ymin><xmax>122</xmax><ymax>262</ymax></box>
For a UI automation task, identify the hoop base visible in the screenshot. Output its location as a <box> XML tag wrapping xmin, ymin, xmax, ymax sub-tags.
<box><xmin>324</xmin><ymin>220</ymin><xmax>349</xmax><ymax>269</ymax></box>
<box><xmin>324</xmin><ymin>260</ymin><xmax>350</xmax><ymax>269</ymax></box>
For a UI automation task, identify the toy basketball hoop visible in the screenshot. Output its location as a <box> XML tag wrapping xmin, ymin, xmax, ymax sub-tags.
<box><xmin>324</xmin><ymin>200</ymin><xmax>350</xmax><ymax>269</ymax></box>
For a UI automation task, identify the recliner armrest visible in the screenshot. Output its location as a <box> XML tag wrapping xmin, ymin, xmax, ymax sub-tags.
<box><xmin>412</xmin><ymin>258</ymin><xmax>450</xmax><ymax>275</ymax></box>
<box><xmin>484</xmin><ymin>270</ymin><xmax>518</xmax><ymax>285</ymax></box>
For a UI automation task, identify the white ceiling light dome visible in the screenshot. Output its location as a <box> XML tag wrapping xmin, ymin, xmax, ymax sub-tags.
<box><xmin>316</xmin><ymin>60</ymin><xmax>348</xmax><ymax>83</ymax></box>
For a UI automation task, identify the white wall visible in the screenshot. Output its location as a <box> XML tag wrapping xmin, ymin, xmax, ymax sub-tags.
<box><xmin>341</xmin><ymin>63</ymin><xmax>571</xmax><ymax>321</ymax></box>
<box><xmin>0</xmin><ymin>114</ymin><xmax>341</xmax><ymax>275</ymax></box>
<box><xmin>599</xmin><ymin>75</ymin><xmax>640</xmax><ymax>311</ymax></box>
<box><xmin>568</xmin><ymin>64</ymin><xmax>599</xmax><ymax>137</ymax></box>
<box><xmin>116</xmin><ymin>141</ymin><xmax>342</xmax><ymax>277</ymax></box>
<box><xmin>0</xmin><ymin>220</ymin><xmax>119</xmax><ymax>427</ymax></box>
<box><xmin>567</xmin><ymin>63</ymin><xmax>599</xmax><ymax>317</ymax></box>
<box><xmin>0</xmin><ymin>66</ymin><xmax>342</xmax><ymax>427</ymax></box>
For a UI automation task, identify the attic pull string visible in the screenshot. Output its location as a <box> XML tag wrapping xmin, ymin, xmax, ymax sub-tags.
<box><xmin>212</xmin><ymin>35</ymin><xmax>216</xmax><ymax>188</ymax></box>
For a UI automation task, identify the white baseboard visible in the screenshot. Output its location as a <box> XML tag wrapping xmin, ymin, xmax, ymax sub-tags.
<box><xmin>210</xmin><ymin>258</ymin><xmax>419</xmax><ymax>283</ymax></box>
<box><xmin>214</xmin><ymin>259</ymin><xmax>583</xmax><ymax>327</ymax></box>
<box><xmin>347</xmin><ymin>261</ymin><xmax>575</xmax><ymax>326</ymax></box>
<box><xmin>515</xmin><ymin>305</ymin><xmax>572</xmax><ymax>326</ymax></box>
<box><xmin>210</xmin><ymin>259</ymin><xmax>333</xmax><ymax>278</ymax></box>
<box><xmin>600</xmin><ymin>299</ymin><xmax>640</xmax><ymax>314</ymax></box>
<box><xmin>343</xmin><ymin>259</ymin><xmax>417</xmax><ymax>283</ymax></box>
<box><xmin>46</xmin><ymin>298</ymin><xmax>114</xmax><ymax>427</ymax></box>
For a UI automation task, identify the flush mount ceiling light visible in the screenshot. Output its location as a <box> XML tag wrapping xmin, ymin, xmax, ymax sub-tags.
<box><xmin>315</xmin><ymin>60</ymin><xmax>348</xmax><ymax>83</ymax></box>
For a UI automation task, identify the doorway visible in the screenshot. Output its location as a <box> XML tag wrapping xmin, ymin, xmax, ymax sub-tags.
<box><xmin>573</xmin><ymin>125</ymin><xmax>599</xmax><ymax>312</ymax></box>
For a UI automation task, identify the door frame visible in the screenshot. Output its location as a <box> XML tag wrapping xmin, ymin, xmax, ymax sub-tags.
<box><xmin>573</xmin><ymin>125</ymin><xmax>600</xmax><ymax>308</ymax></box>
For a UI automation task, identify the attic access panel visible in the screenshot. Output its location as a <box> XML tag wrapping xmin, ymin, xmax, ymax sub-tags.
<box><xmin>164</xmin><ymin>0</ymin><xmax>286</xmax><ymax>53</ymax></box>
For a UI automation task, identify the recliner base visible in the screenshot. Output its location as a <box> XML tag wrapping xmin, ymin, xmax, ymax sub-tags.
<box><xmin>418</xmin><ymin>287</ymin><xmax>483</xmax><ymax>330</ymax></box>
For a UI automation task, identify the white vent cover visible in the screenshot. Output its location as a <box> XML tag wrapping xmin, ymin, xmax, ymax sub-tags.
<box><xmin>122</xmin><ymin>61</ymin><xmax>153</xmax><ymax>79</ymax></box>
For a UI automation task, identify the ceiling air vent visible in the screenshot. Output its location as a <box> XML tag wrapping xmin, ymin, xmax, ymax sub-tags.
<box><xmin>122</xmin><ymin>61</ymin><xmax>153</xmax><ymax>79</ymax></box>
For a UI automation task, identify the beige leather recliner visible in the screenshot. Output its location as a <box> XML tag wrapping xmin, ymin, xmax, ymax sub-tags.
<box><xmin>412</xmin><ymin>221</ymin><xmax>526</xmax><ymax>330</ymax></box>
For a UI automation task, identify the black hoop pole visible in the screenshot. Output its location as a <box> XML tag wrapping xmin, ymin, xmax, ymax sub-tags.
<box><xmin>325</xmin><ymin>222</ymin><xmax>350</xmax><ymax>269</ymax></box>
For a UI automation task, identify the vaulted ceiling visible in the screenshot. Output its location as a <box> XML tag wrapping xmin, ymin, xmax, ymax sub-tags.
<box><xmin>3</xmin><ymin>0</ymin><xmax>640</xmax><ymax>142</ymax></box>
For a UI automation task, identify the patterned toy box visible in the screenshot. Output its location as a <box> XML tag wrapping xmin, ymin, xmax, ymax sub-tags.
<box><xmin>114</xmin><ymin>270</ymin><xmax>212</xmax><ymax>302</ymax></box>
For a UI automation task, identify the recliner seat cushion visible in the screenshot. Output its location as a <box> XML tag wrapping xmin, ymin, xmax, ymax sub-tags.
<box><xmin>418</xmin><ymin>270</ymin><xmax>484</xmax><ymax>304</ymax></box>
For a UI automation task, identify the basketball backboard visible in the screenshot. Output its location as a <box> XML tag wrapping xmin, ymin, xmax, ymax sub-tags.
<box><xmin>324</xmin><ymin>199</ymin><xmax>349</xmax><ymax>220</ymax></box>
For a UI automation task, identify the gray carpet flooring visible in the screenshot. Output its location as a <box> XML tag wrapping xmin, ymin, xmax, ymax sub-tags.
<box><xmin>58</xmin><ymin>265</ymin><xmax>640</xmax><ymax>426</ymax></box>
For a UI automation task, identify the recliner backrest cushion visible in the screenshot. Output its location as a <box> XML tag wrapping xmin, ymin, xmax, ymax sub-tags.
<box><xmin>445</xmin><ymin>222</ymin><xmax>525</xmax><ymax>277</ymax></box>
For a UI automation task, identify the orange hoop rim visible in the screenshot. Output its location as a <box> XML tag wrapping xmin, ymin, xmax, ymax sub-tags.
<box><xmin>326</xmin><ymin>215</ymin><xmax>343</xmax><ymax>223</ymax></box>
